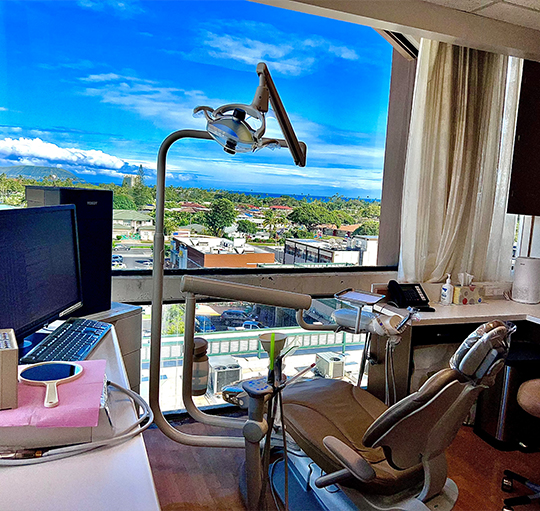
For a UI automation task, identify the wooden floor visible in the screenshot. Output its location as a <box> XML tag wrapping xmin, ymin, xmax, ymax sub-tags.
<box><xmin>144</xmin><ymin>422</ymin><xmax>540</xmax><ymax>511</ymax></box>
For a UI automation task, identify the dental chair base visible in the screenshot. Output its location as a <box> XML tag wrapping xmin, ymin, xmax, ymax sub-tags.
<box><xmin>271</xmin><ymin>449</ymin><xmax>459</xmax><ymax>511</ymax></box>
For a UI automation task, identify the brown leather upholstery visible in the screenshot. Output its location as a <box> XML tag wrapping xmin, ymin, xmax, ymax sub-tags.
<box><xmin>363</xmin><ymin>368</ymin><xmax>465</xmax><ymax>447</ymax></box>
<box><xmin>282</xmin><ymin>378</ymin><xmax>424</xmax><ymax>495</ymax></box>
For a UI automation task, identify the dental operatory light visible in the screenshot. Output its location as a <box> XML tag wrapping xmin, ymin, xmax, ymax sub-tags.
<box><xmin>192</xmin><ymin>62</ymin><xmax>306</xmax><ymax>166</ymax></box>
<box><xmin>150</xmin><ymin>62</ymin><xmax>307</xmax><ymax>458</ymax></box>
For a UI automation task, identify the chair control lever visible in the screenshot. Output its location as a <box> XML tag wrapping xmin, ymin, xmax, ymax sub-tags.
<box><xmin>322</xmin><ymin>436</ymin><xmax>376</xmax><ymax>483</ymax></box>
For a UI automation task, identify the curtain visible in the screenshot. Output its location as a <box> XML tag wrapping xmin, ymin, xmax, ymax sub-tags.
<box><xmin>399</xmin><ymin>39</ymin><xmax>521</xmax><ymax>283</ymax></box>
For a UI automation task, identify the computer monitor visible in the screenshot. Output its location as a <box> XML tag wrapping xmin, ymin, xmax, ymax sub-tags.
<box><xmin>0</xmin><ymin>205</ymin><xmax>83</xmax><ymax>343</ymax></box>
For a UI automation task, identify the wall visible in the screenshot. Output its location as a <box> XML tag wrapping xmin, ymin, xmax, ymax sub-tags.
<box><xmin>112</xmin><ymin>270</ymin><xmax>398</xmax><ymax>303</ymax></box>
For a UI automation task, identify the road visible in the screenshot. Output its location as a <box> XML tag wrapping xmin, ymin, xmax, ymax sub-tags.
<box><xmin>113</xmin><ymin>248</ymin><xmax>153</xmax><ymax>269</ymax></box>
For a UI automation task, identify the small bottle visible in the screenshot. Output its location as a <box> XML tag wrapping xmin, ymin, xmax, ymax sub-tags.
<box><xmin>440</xmin><ymin>274</ymin><xmax>454</xmax><ymax>306</ymax></box>
<box><xmin>192</xmin><ymin>337</ymin><xmax>209</xmax><ymax>396</ymax></box>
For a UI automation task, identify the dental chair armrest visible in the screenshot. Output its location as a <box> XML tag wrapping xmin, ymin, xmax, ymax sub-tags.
<box><xmin>322</xmin><ymin>436</ymin><xmax>376</xmax><ymax>483</ymax></box>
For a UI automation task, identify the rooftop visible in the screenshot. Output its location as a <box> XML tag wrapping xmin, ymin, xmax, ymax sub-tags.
<box><xmin>113</xmin><ymin>210</ymin><xmax>153</xmax><ymax>221</ymax></box>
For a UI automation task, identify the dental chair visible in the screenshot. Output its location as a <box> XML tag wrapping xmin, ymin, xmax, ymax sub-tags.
<box><xmin>277</xmin><ymin>320</ymin><xmax>515</xmax><ymax>511</ymax></box>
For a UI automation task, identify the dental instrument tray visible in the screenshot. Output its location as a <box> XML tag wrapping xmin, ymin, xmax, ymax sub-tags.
<box><xmin>334</xmin><ymin>288</ymin><xmax>385</xmax><ymax>306</ymax></box>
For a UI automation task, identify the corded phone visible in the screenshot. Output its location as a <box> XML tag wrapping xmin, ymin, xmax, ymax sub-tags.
<box><xmin>387</xmin><ymin>280</ymin><xmax>435</xmax><ymax>312</ymax></box>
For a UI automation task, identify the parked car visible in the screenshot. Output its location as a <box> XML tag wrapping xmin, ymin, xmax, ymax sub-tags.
<box><xmin>112</xmin><ymin>254</ymin><xmax>123</xmax><ymax>263</ymax></box>
<box><xmin>242</xmin><ymin>321</ymin><xmax>265</xmax><ymax>330</ymax></box>
<box><xmin>195</xmin><ymin>316</ymin><xmax>216</xmax><ymax>333</ymax></box>
<box><xmin>221</xmin><ymin>310</ymin><xmax>250</xmax><ymax>326</ymax></box>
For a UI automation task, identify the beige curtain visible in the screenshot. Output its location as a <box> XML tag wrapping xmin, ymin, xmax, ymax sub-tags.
<box><xmin>399</xmin><ymin>39</ymin><xmax>520</xmax><ymax>283</ymax></box>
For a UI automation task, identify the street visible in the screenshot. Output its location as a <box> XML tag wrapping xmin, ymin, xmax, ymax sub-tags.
<box><xmin>113</xmin><ymin>247</ymin><xmax>153</xmax><ymax>269</ymax></box>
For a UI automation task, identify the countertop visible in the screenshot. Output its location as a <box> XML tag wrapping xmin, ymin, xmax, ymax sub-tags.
<box><xmin>400</xmin><ymin>298</ymin><xmax>540</xmax><ymax>326</ymax></box>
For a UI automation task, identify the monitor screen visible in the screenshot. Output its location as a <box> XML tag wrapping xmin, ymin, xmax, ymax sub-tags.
<box><xmin>0</xmin><ymin>205</ymin><xmax>83</xmax><ymax>342</ymax></box>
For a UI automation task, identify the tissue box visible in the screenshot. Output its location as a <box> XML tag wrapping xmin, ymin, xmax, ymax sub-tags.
<box><xmin>453</xmin><ymin>285</ymin><xmax>483</xmax><ymax>305</ymax></box>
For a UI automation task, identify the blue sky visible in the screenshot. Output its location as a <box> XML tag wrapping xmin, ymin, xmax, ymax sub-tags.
<box><xmin>0</xmin><ymin>0</ymin><xmax>392</xmax><ymax>198</ymax></box>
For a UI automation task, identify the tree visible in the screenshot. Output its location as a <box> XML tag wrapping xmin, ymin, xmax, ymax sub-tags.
<box><xmin>353</xmin><ymin>220</ymin><xmax>380</xmax><ymax>236</ymax></box>
<box><xmin>237</xmin><ymin>219</ymin><xmax>258</xmax><ymax>236</ymax></box>
<box><xmin>204</xmin><ymin>198</ymin><xmax>236</xmax><ymax>236</ymax></box>
<box><xmin>330</xmin><ymin>210</ymin><xmax>355</xmax><ymax>229</ymax></box>
<box><xmin>132</xmin><ymin>165</ymin><xmax>152</xmax><ymax>209</ymax></box>
<box><xmin>113</xmin><ymin>193</ymin><xmax>137</xmax><ymax>210</ymax></box>
<box><xmin>163</xmin><ymin>304</ymin><xmax>185</xmax><ymax>335</ymax></box>
<box><xmin>288</xmin><ymin>202</ymin><xmax>332</xmax><ymax>231</ymax></box>
<box><xmin>262</xmin><ymin>209</ymin><xmax>280</xmax><ymax>240</ymax></box>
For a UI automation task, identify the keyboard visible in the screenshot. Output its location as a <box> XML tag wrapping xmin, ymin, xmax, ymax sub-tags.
<box><xmin>20</xmin><ymin>318</ymin><xmax>112</xmax><ymax>364</ymax></box>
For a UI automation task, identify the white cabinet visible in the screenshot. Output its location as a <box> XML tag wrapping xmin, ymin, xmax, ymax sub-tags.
<box><xmin>84</xmin><ymin>302</ymin><xmax>142</xmax><ymax>392</ymax></box>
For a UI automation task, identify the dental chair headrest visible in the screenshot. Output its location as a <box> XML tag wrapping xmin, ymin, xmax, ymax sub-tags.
<box><xmin>449</xmin><ymin>320</ymin><xmax>515</xmax><ymax>381</ymax></box>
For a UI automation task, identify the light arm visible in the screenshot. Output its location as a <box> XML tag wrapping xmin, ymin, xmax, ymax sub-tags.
<box><xmin>256</xmin><ymin>62</ymin><xmax>307</xmax><ymax>167</ymax></box>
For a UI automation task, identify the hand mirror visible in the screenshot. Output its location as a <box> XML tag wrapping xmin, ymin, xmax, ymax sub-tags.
<box><xmin>19</xmin><ymin>362</ymin><xmax>83</xmax><ymax>408</ymax></box>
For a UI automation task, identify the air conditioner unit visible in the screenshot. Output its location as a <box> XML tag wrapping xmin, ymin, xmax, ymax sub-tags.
<box><xmin>209</xmin><ymin>357</ymin><xmax>242</xmax><ymax>393</ymax></box>
<box><xmin>315</xmin><ymin>352</ymin><xmax>345</xmax><ymax>379</ymax></box>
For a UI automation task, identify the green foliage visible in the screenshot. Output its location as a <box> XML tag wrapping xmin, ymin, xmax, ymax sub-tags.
<box><xmin>163</xmin><ymin>304</ymin><xmax>185</xmax><ymax>335</ymax></box>
<box><xmin>288</xmin><ymin>201</ymin><xmax>333</xmax><ymax>230</ymax></box>
<box><xmin>330</xmin><ymin>210</ymin><xmax>355</xmax><ymax>228</ymax></box>
<box><xmin>263</xmin><ymin>209</ymin><xmax>281</xmax><ymax>240</ymax></box>
<box><xmin>113</xmin><ymin>193</ymin><xmax>137</xmax><ymax>210</ymax></box>
<box><xmin>204</xmin><ymin>198</ymin><xmax>236</xmax><ymax>236</ymax></box>
<box><xmin>237</xmin><ymin>219</ymin><xmax>258</xmax><ymax>235</ymax></box>
<box><xmin>0</xmin><ymin>175</ymin><xmax>382</xmax><ymax>240</ymax></box>
<box><xmin>353</xmin><ymin>219</ymin><xmax>380</xmax><ymax>236</ymax></box>
<box><xmin>285</xmin><ymin>227</ymin><xmax>312</xmax><ymax>239</ymax></box>
<box><xmin>132</xmin><ymin>165</ymin><xmax>153</xmax><ymax>209</ymax></box>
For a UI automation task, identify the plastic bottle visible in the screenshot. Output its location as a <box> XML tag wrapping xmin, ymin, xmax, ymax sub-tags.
<box><xmin>440</xmin><ymin>274</ymin><xmax>454</xmax><ymax>306</ymax></box>
<box><xmin>192</xmin><ymin>337</ymin><xmax>209</xmax><ymax>396</ymax></box>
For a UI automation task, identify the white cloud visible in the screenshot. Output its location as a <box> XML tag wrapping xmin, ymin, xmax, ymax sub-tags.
<box><xmin>77</xmin><ymin>0</ymin><xmax>143</xmax><ymax>18</ymax></box>
<box><xmin>0</xmin><ymin>107</ymin><xmax>7</xmax><ymax>112</ymax></box>
<box><xmin>81</xmin><ymin>73</ymin><xmax>122</xmax><ymax>82</ymax></box>
<box><xmin>0</xmin><ymin>137</ymin><xmax>127</xmax><ymax>170</ymax></box>
<box><xmin>80</xmin><ymin>73</ymin><xmax>220</xmax><ymax>130</ymax></box>
<box><xmin>175</xmin><ymin>20</ymin><xmax>368</xmax><ymax>77</ymax></box>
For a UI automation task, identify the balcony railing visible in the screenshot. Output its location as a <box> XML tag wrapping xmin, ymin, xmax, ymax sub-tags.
<box><xmin>141</xmin><ymin>327</ymin><xmax>365</xmax><ymax>365</ymax></box>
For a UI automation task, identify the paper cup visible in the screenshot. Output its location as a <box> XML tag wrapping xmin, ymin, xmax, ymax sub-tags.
<box><xmin>258</xmin><ymin>332</ymin><xmax>287</xmax><ymax>357</ymax></box>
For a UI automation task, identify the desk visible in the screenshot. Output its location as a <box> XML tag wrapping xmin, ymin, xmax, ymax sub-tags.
<box><xmin>0</xmin><ymin>327</ymin><xmax>160</xmax><ymax>511</ymax></box>
<box><xmin>367</xmin><ymin>298</ymin><xmax>540</xmax><ymax>402</ymax></box>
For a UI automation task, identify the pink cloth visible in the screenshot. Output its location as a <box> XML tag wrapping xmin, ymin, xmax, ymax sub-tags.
<box><xmin>0</xmin><ymin>359</ymin><xmax>106</xmax><ymax>428</ymax></box>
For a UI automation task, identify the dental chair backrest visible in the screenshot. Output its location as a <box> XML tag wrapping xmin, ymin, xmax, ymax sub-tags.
<box><xmin>362</xmin><ymin>320</ymin><xmax>514</xmax><ymax>471</ymax></box>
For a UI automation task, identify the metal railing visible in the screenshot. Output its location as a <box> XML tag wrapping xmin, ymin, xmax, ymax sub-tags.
<box><xmin>141</xmin><ymin>327</ymin><xmax>366</xmax><ymax>365</ymax></box>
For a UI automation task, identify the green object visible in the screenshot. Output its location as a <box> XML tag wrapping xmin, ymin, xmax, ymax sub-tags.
<box><xmin>269</xmin><ymin>332</ymin><xmax>275</xmax><ymax>370</ymax></box>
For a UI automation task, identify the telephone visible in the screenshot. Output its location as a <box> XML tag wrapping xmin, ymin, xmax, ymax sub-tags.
<box><xmin>387</xmin><ymin>280</ymin><xmax>435</xmax><ymax>311</ymax></box>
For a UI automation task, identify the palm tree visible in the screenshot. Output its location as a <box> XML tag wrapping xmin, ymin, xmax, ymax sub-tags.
<box><xmin>263</xmin><ymin>209</ymin><xmax>280</xmax><ymax>240</ymax></box>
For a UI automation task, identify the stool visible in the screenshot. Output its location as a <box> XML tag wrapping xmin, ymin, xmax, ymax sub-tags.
<box><xmin>502</xmin><ymin>379</ymin><xmax>540</xmax><ymax>511</ymax></box>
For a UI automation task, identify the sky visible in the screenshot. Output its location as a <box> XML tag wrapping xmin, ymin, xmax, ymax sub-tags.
<box><xmin>0</xmin><ymin>0</ymin><xmax>392</xmax><ymax>198</ymax></box>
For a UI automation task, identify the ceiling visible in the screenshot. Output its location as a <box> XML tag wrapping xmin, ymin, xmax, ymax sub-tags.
<box><xmin>422</xmin><ymin>0</ymin><xmax>540</xmax><ymax>31</ymax></box>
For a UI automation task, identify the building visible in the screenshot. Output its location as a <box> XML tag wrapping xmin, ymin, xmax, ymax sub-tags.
<box><xmin>139</xmin><ymin>225</ymin><xmax>156</xmax><ymax>242</ymax></box>
<box><xmin>112</xmin><ymin>210</ymin><xmax>154</xmax><ymax>238</ymax></box>
<box><xmin>283</xmin><ymin>237</ymin><xmax>376</xmax><ymax>266</ymax></box>
<box><xmin>170</xmin><ymin>235</ymin><xmax>275</xmax><ymax>269</ymax></box>
<box><xmin>319</xmin><ymin>223</ymin><xmax>363</xmax><ymax>237</ymax></box>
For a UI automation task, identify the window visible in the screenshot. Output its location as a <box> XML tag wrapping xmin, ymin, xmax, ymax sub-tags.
<box><xmin>1</xmin><ymin>1</ymin><xmax>413</xmax><ymax>412</ymax></box>
<box><xmin>141</xmin><ymin>300</ymin><xmax>370</xmax><ymax>412</ymax></box>
<box><xmin>0</xmin><ymin>0</ymin><xmax>397</xmax><ymax>271</ymax></box>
